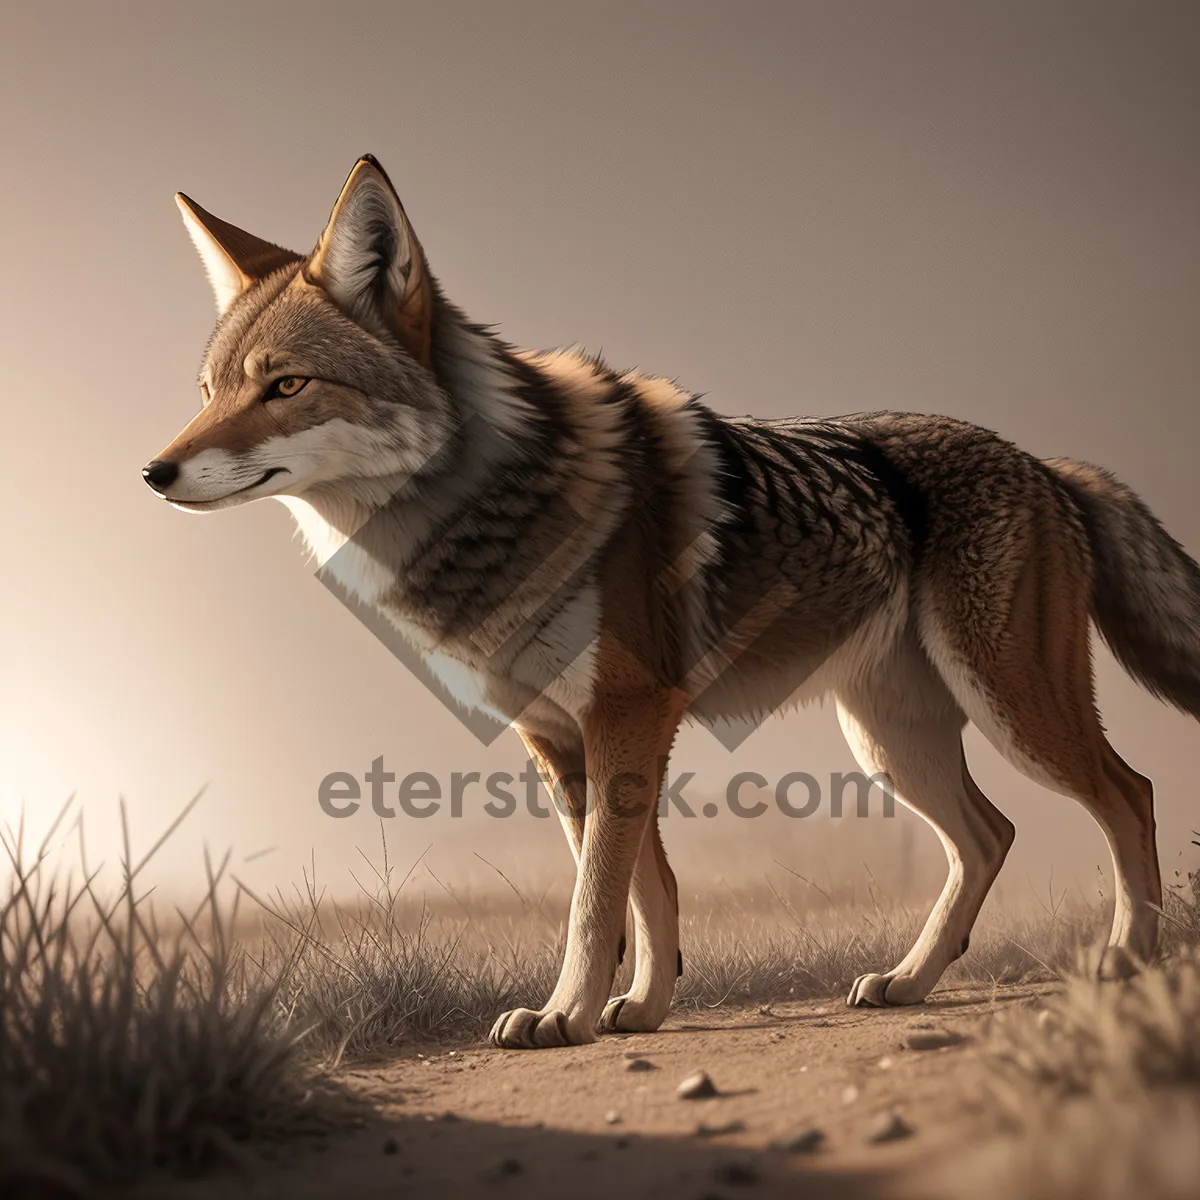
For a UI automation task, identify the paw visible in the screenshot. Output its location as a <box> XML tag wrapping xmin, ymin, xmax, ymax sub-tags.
<box><xmin>847</xmin><ymin>972</ymin><xmax>928</xmax><ymax>1007</ymax></box>
<box><xmin>488</xmin><ymin>1007</ymin><xmax>594</xmax><ymax>1049</ymax></box>
<box><xmin>599</xmin><ymin>994</ymin><xmax>669</xmax><ymax>1034</ymax></box>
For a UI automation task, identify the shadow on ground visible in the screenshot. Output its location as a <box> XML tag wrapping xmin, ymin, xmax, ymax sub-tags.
<box><xmin>177</xmin><ymin>1113</ymin><xmax>888</xmax><ymax>1200</ymax></box>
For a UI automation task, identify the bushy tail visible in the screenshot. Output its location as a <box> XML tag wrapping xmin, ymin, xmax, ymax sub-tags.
<box><xmin>1046</xmin><ymin>458</ymin><xmax>1200</xmax><ymax>718</ymax></box>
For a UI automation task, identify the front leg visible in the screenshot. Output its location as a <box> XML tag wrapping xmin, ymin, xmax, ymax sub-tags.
<box><xmin>599</xmin><ymin>816</ymin><xmax>680</xmax><ymax>1033</ymax></box>
<box><xmin>490</xmin><ymin>686</ymin><xmax>683</xmax><ymax>1048</ymax></box>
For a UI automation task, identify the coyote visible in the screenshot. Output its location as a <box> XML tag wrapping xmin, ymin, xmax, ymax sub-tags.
<box><xmin>146</xmin><ymin>156</ymin><xmax>1198</xmax><ymax>1048</ymax></box>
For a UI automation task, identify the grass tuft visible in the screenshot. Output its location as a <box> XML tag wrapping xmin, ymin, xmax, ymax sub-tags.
<box><xmin>0</xmin><ymin>799</ymin><xmax>340</xmax><ymax>1192</ymax></box>
<box><xmin>913</xmin><ymin>848</ymin><xmax>1200</xmax><ymax>1200</ymax></box>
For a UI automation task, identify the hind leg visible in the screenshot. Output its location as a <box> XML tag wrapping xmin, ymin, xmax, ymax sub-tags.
<box><xmin>925</xmin><ymin>659</ymin><xmax>1161</xmax><ymax>973</ymax></box>
<box><xmin>1092</xmin><ymin>748</ymin><xmax>1161</xmax><ymax>974</ymax></box>
<box><xmin>920</xmin><ymin>511</ymin><xmax>1162</xmax><ymax>975</ymax></box>
<box><xmin>837</xmin><ymin>637</ymin><xmax>1015</xmax><ymax>1007</ymax></box>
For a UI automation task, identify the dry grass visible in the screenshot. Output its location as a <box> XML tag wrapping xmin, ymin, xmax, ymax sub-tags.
<box><xmin>986</xmin><ymin>952</ymin><xmax>1200</xmax><ymax>1114</ymax></box>
<box><xmin>914</xmin><ymin>839</ymin><xmax>1200</xmax><ymax>1200</ymax></box>
<box><xmin>4</xmin><ymin>801</ymin><xmax>1198</xmax><ymax>1194</ymax></box>
<box><xmin>242</xmin><ymin>830</ymin><xmax>1107</xmax><ymax>1062</ymax></box>
<box><xmin>981</xmin><ymin>842</ymin><xmax>1200</xmax><ymax>1110</ymax></box>
<box><xmin>0</xmin><ymin>798</ymin><xmax>344</xmax><ymax>1194</ymax></box>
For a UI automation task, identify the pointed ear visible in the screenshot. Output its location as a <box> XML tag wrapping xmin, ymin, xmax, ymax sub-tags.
<box><xmin>175</xmin><ymin>193</ymin><xmax>300</xmax><ymax>315</ymax></box>
<box><xmin>306</xmin><ymin>155</ymin><xmax>433</xmax><ymax>370</ymax></box>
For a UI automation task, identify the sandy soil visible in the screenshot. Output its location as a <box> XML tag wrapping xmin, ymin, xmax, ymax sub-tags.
<box><xmin>170</xmin><ymin>982</ymin><xmax>1047</xmax><ymax>1200</ymax></box>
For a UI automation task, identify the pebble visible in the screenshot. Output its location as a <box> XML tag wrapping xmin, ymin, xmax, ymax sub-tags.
<box><xmin>865</xmin><ymin>1113</ymin><xmax>914</xmax><ymax>1144</ymax></box>
<box><xmin>696</xmin><ymin>1119</ymin><xmax>747</xmax><ymax>1137</ymax></box>
<box><xmin>841</xmin><ymin>1084</ymin><xmax>860</xmax><ymax>1105</ymax></box>
<box><xmin>770</xmin><ymin>1127</ymin><xmax>825</xmax><ymax>1154</ymax></box>
<box><xmin>905</xmin><ymin>1028</ymin><xmax>963</xmax><ymax>1051</ymax></box>
<box><xmin>625</xmin><ymin>1057</ymin><xmax>656</xmax><ymax>1072</ymax></box>
<box><xmin>677</xmin><ymin>1070</ymin><xmax>718</xmax><ymax>1099</ymax></box>
<box><xmin>605</xmin><ymin>1109</ymin><xmax>622</xmax><ymax>1125</ymax></box>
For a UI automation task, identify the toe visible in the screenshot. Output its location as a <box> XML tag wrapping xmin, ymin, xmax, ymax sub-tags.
<box><xmin>599</xmin><ymin>997</ymin><xmax>627</xmax><ymax>1032</ymax></box>
<box><xmin>848</xmin><ymin>973</ymin><xmax>893</xmax><ymax>1007</ymax></box>
<box><xmin>489</xmin><ymin>1008</ymin><xmax>537</xmax><ymax>1048</ymax></box>
<box><xmin>533</xmin><ymin>1011</ymin><xmax>571</xmax><ymax>1047</ymax></box>
<box><xmin>848</xmin><ymin>972</ymin><xmax>930</xmax><ymax>1007</ymax></box>
<box><xmin>490</xmin><ymin>1008</ymin><xmax>579</xmax><ymax>1049</ymax></box>
<box><xmin>599</xmin><ymin>993</ymin><xmax>671</xmax><ymax>1033</ymax></box>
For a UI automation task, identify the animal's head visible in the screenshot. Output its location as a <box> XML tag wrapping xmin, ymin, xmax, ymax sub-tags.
<box><xmin>144</xmin><ymin>156</ymin><xmax>451</xmax><ymax>511</ymax></box>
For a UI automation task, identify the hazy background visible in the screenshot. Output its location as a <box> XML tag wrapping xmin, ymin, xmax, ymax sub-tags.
<box><xmin>1</xmin><ymin>2</ymin><xmax>1197</xmax><ymax>910</ymax></box>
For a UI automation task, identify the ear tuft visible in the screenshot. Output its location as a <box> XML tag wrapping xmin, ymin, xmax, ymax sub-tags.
<box><xmin>307</xmin><ymin>158</ymin><xmax>433</xmax><ymax>370</ymax></box>
<box><xmin>176</xmin><ymin>194</ymin><xmax>300</xmax><ymax>315</ymax></box>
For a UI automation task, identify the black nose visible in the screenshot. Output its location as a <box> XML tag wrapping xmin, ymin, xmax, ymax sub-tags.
<box><xmin>142</xmin><ymin>459</ymin><xmax>179</xmax><ymax>491</ymax></box>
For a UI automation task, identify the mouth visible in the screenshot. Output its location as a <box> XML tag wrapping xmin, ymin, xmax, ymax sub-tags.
<box><xmin>166</xmin><ymin>467</ymin><xmax>291</xmax><ymax>511</ymax></box>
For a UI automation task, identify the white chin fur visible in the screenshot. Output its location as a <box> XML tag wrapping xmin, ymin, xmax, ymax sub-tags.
<box><xmin>162</xmin><ymin>420</ymin><xmax>426</xmax><ymax>513</ymax></box>
<box><xmin>164</xmin><ymin>470</ymin><xmax>296</xmax><ymax>511</ymax></box>
<box><xmin>166</xmin><ymin>491</ymin><xmax>272</xmax><ymax>513</ymax></box>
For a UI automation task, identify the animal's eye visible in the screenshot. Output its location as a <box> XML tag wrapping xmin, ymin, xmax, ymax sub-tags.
<box><xmin>200</xmin><ymin>381</ymin><xmax>211</xmax><ymax>406</ymax></box>
<box><xmin>265</xmin><ymin>376</ymin><xmax>309</xmax><ymax>400</ymax></box>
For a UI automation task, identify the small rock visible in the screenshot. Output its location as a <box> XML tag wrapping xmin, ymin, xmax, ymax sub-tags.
<box><xmin>497</xmin><ymin>1157</ymin><xmax>523</xmax><ymax>1177</ymax></box>
<box><xmin>770</xmin><ymin>1127</ymin><xmax>825</xmax><ymax>1154</ymax></box>
<box><xmin>677</xmin><ymin>1070</ymin><xmax>718</xmax><ymax>1099</ymax></box>
<box><xmin>713</xmin><ymin>1159</ymin><xmax>759</xmax><ymax>1185</ymax></box>
<box><xmin>440</xmin><ymin>1111</ymin><xmax>459</xmax><ymax>1122</ymax></box>
<box><xmin>877</xmin><ymin>1055</ymin><xmax>895</xmax><ymax>1070</ymax></box>
<box><xmin>625</xmin><ymin>1057</ymin><xmax>656</xmax><ymax>1072</ymax></box>
<box><xmin>696</xmin><ymin>1119</ymin><xmax>747</xmax><ymax>1137</ymax></box>
<box><xmin>758</xmin><ymin>1004</ymin><xmax>773</xmax><ymax>1016</ymax></box>
<box><xmin>841</xmin><ymin>1084</ymin><xmax>860</xmax><ymax>1105</ymax></box>
<box><xmin>605</xmin><ymin>1109</ymin><xmax>622</xmax><ymax>1125</ymax></box>
<box><xmin>382</xmin><ymin>1137</ymin><xmax>400</xmax><ymax>1155</ymax></box>
<box><xmin>905</xmin><ymin>1028</ymin><xmax>963</xmax><ymax>1051</ymax></box>
<box><xmin>865</xmin><ymin>1113</ymin><xmax>914</xmax><ymax>1144</ymax></box>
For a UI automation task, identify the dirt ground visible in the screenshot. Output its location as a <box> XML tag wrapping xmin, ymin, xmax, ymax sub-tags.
<box><xmin>163</xmin><ymin>981</ymin><xmax>1046</xmax><ymax>1200</ymax></box>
